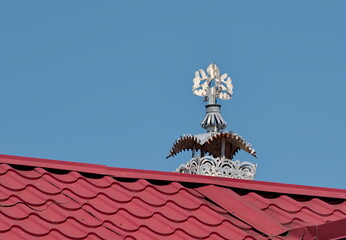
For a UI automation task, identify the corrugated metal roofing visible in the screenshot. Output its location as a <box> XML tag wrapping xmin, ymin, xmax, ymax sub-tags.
<box><xmin>0</xmin><ymin>154</ymin><xmax>346</xmax><ymax>239</ymax></box>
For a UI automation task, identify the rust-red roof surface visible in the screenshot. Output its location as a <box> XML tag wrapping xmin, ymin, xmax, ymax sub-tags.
<box><xmin>1</xmin><ymin>154</ymin><xmax>346</xmax><ymax>240</ymax></box>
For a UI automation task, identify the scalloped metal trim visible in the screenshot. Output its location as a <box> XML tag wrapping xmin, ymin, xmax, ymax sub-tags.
<box><xmin>176</xmin><ymin>156</ymin><xmax>257</xmax><ymax>180</ymax></box>
<box><xmin>166</xmin><ymin>132</ymin><xmax>256</xmax><ymax>159</ymax></box>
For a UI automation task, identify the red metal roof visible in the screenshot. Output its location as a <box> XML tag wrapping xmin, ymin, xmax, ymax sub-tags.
<box><xmin>0</xmin><ymin>154</ymin><xmax>346</xmax><ymax>240</ymax></box>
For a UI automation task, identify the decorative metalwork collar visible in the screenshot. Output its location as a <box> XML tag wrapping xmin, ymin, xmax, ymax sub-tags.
<box><xmin>168</xmin><ymin>63</ymin><xmax>257</xmax><ymax>180</ymax></box>
<box><xmin>176</xmin><ymin>157</ymin><xmax>257</xmax><ymax>180</ymax></box>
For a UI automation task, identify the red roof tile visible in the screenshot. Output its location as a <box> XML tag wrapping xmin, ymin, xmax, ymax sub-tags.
<box><xmin>0</xmin><ymin>154</ymin><xmax>346</xmax><ymax>239</ymax></box>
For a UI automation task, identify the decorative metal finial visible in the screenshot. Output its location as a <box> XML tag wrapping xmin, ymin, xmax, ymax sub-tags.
<box><xmin>192</xmin><ymin>63</ymin><xmax>233</xmax><ymax>132</ymax></box>
<box><xmin>167</xmin><ymin>63</ymin><xmax>258</xmax><ymax>180</ymax></box>
<box><xmin>192</xmin><ymin>63</ymin><xmax>233</xmax><ymax>104</ymax></box>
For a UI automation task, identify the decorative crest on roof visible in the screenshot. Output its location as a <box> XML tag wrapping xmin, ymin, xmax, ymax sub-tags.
<box><xmin>192</xmin><ymin>63</ymin><xmax>233</xmax><ymax>104</ymax></box>
<box><xmin>168</xmin><ymin>63</ymin><xmax>257</xmax><ymax>179</ymax></box>
<box><xmin>192</xmin><ymin>63</ymin><xmax>233</xmax><ymax>133</ymax></box>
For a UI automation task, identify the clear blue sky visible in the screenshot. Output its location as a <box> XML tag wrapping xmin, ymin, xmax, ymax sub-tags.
<box><xmin>1</xmin><ymin>1</ymin><xmax>345</xmax><ymax>188</ymax></box>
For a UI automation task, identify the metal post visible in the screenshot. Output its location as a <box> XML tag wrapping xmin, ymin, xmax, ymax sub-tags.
<box><xmin>221</xmin><ymin>136</ymin><xmax>225</xmax><ymax>159</ymax></box>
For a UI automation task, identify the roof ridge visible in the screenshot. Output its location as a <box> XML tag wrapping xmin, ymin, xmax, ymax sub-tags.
<box><xmin>0</xmin><ymin>154</ymin><xmax>346</xmax><ymax>200</ymax></box>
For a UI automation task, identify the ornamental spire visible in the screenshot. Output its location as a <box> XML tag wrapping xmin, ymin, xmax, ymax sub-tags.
<box><xmin>192</xmin><ymin>63</ymin><xmax>233</xmax><ymax>132</ymax></box>
<box><xmin>167</xmin><ymin>63</ymin><xmax>257</xmax><ymax>180</ymax></box>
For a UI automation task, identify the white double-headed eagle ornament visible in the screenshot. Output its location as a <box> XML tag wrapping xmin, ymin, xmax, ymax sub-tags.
<box><xmin>192</xmin><ymin>63</ymin><xmax>233</xmax><ymax>105</ymax></box>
